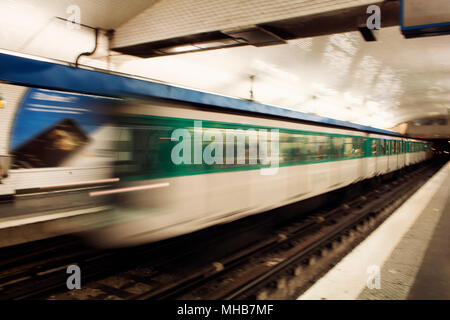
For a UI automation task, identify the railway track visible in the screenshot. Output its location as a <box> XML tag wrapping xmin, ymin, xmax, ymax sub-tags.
<box><xmin>133</xmin><ymin>163</ymin><xmax>439</xmax><ymax>300</ymax></box>
<box><xmin>0</xmin><ymin>160</ymin><xmax>444</xmax><ymax>300</ymax></box>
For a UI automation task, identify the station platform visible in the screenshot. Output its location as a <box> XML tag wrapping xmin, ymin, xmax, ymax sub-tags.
<box><xmin>0</xmin><ymin>185</ymin><xmax>114</xmax><ymax>248</ymax></box>
<box><xmin>299</xmin><ymin>161</ymin><xmax>449</xmax><ymax>300</ymax></box>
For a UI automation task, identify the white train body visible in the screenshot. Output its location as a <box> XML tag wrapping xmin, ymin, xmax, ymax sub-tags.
<box><xmin>0</xmin><ymin>53</ymin><xmax>431</xmax><ymax>247</ymax></box>
<box><xmin>82</xmin><ymin>99</ymin><xmax>431</xmax><ymax>247</ymax></box>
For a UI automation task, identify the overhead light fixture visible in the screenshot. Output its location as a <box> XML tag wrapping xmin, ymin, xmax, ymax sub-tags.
<box><xmin>194</xmin><ymin>38</ymin><xmax>241</xmax><ymax>49</ymax></box>
<box><xmin>221</xmin><ymin>25</ymin><xmax>286</xmax><ymax>47</ymax></box>
<box><xmin>159</xmin><ymin>44</ymin><xmax>201</xmax><ymax>54</ymax></box>
<box><xmin>159</xmin><ymin>38</ymin><xmax>243</xmax><ymax>54</ymax></box>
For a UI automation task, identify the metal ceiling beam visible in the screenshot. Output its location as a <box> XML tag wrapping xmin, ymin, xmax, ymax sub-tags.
<box><xmin>112</xmin><ymin>1</ymin><xmax>399</xmax><ymax>58</ymax></box>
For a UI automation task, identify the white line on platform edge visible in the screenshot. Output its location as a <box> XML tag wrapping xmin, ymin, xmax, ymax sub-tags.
<box><xmin>0</xmin><ymin>206</ymin><xmax>111</xmax><ymax>229</ymax></box>
<box><xmin>298</xmin><ymin>162</ymin><xmax>450</xmax><ymax>300</ymax></box>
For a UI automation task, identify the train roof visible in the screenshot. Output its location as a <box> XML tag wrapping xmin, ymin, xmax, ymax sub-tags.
<box><xmin>0</xmin><ymin>52</ymin><xmax>401</xmax><ymax>137</ymax></box>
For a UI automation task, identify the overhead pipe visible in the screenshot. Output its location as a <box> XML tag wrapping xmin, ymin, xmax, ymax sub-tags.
<box><xmin>75</xmin><ymin>27</ymin><xmax>99</xmax><ymax>67</ymax></box>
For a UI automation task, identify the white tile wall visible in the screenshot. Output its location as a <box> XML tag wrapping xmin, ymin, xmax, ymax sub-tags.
<box><xmin>0</xmin><ymin>83</ymin><xmax>26</xmax><ymax>155</ymax></box>
<box><xmin>8</xmin><ymin>166</ymin><xmax>113</xmax><ymax>190</ymax></box>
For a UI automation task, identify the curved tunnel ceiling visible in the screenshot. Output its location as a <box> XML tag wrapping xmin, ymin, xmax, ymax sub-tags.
<box><xmin>0</xmin><ymin>0</ymin><xmax>448</xmax><ymax>137</ymax></box>
<box><xmin>113</xmin><ymin>25</ymin><xmax>450</xmax><ymax>134</ymax></box>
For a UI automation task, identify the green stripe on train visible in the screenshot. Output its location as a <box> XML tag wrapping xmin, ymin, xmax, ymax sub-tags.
<box><xmin>113</xmin><ymin>114</ymin><xmax>429</xmax><ymax>181</ymax></box>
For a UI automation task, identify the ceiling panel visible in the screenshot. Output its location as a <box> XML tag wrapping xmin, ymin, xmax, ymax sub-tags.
<box><xmin>113</xmin><ymin>0</ymin><xmax>382</xmax><ymax>48</ymax></box>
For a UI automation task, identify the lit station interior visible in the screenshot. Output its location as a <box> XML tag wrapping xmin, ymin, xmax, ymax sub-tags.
<box><xmin>0</xmin><ymin>0</ymin><xmax>448</xmax><ymax>301</ymax></box>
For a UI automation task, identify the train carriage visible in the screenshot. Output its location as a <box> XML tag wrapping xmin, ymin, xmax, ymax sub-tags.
<box><xmin>0</xmin><ymin>52</ymin><xmax>432</xmax><ymax>247</ymax></box>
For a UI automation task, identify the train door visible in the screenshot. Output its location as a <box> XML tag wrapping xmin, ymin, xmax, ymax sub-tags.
<box><xmin>363</xmin><ymin>136</ymin><xmax>377</xmax><ymax>179</ymax></box>
<box><xmin>396</xmin><ymin>140</ymin><xmax>399</xmax><ymax>169</ymax></box>
<box><xmin>330</xmin><ymin>136</ymin><xmax>343</xmax><ymax>188</ymax></box>
<box><xmin>357</xmin><ymin>136</ymin><xmax>364</xmax><ymax>180</ymax></box>
<box><xmin>392</xmin><ymin>140</ymin><xmax>398</xmax><ymax>171</ymax></box>
<box><xmin>388</xmin><ymin>139</ymin><xmax>397</xmax><ymax>172</ymax></box>
<box><xmin>400</xmin><ymin>139</ymin><xmax>405</xmax><ymax>168</ymax></box>
<box><xmin>378</xmin><ymin>138</ymin><xmax>388</xmax><ymax>175</ymax></box>
<box><xmin>340</xmin><ymin>136</ymin><xmax>363</xmax><ymax>184</ymax></box>
<box><xmin>387</xmin><ymin>140</ymin><xmax>391</xmax><ymax>172</ymax></box>
<box><xmin>405</xmin><ymin>140</ymin><xmax>410</xmax><ymax>166</ymax></box>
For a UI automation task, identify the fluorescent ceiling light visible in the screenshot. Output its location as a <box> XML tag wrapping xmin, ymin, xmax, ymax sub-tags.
<box><xmin>160</xmin><ymin>45</ymin><xmax>200</xmax><ymax>53</ymax></box>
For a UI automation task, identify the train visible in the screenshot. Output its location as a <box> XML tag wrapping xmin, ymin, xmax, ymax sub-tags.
<box><xmin>0</xmin><ymin>52</ymin><xmax>432</xmax><ymax>247</ymax></box>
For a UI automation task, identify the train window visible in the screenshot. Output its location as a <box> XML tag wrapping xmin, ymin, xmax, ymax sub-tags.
<box><xmin>294</xmin><ymin>134</ymin><xmax>309</xmax><ymax>162</ymax></box>
<box><xmin>343</xmin><ymin>138</ymin><xmax>352</xmax><ymax>158</ymax></box>
<box><xmin>204</xmin><ymin>127</ymin><xmax>227</xmax><ymax>170</ymax></box>
<box><xmin>354</xmin><ymin>137</ymin><xmax>363</xmax><ymax>157</ymax></box>
<box><xmin>379</xmin><ymin>139</ymin><xmax>385</xmax><ymax>155</ymax></box>
<box><xmin>116</xmin><ymin>125</ymin><xmax>175</xmax><ymax>177</ymax></box>
<box><xmin>316</xmin><ymin>135</ymin><xmax>331</xmax><ymax>161</ymax></box>
<box><xmin>332</xmin><ymin>136</ymin><xmax>344</xmax><ymax>159</ymax></box>
<box><xmin>371</xmin><ymin>139</ymin><xmax>378</xmax><ymax>156</ymax></box>
<box><xmin>297</xmin><ymin>134</ymin><xmax>329</xmax><ymax>162</ymax></box>
<box><xmin>301</xmin><ymin>135</ymin><xmax>315</xmax><ymax>162</ymax></box>
<box><xmin>115</xmin><ymin>116</ymin><xmax>411</xmax><ymax>181</ymax></box>
<box><xmin>342</xmin><ymin>137</ymin><xmax>362</xmax><ymax>158</ymax></box>
<box><xmin>279</xmin><ymin>132</ymin><xmax>299</xmax><ymax>164</ymax></box>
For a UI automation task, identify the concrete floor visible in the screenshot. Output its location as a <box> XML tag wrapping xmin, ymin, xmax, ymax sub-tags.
<box><xmin>299</xmin><ymin>161</ymin><xmax>450</xmax><ymax>300</ymax></box>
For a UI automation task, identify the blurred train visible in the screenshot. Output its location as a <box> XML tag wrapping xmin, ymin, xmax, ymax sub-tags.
<box><xmin>0</xmin><ymin>52</ymin><xmax>432</xmax><ymax>247</ymax></box>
